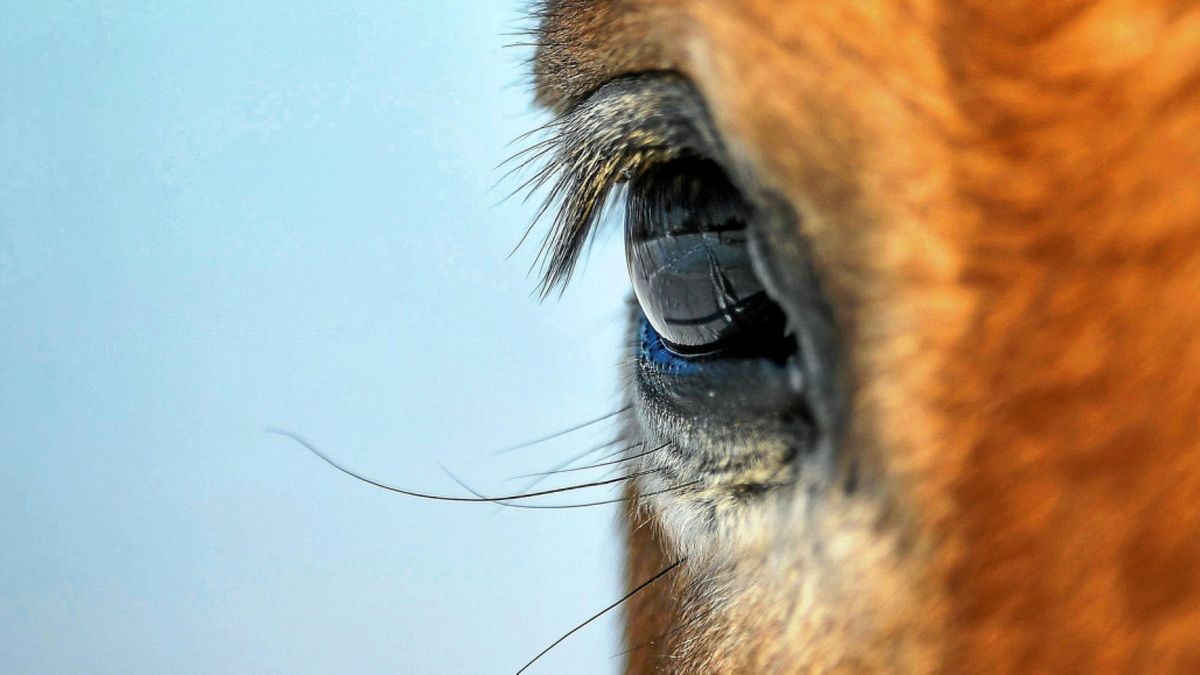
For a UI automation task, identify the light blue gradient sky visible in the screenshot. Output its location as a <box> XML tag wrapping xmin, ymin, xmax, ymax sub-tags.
<box><xmin>1</xmin><ymin>3</ymin><xmax>631</xmax><ymax>673</ymax></box>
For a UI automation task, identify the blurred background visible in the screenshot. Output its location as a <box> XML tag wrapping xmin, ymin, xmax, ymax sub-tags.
<box><xmin>1</xmin><ymin>2</ymin><xmax>630</xmax><ymax>673</ymax></box>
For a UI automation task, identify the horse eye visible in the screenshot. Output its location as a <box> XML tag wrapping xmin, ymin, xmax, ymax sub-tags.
<box><xmin>625</xmin><ymin>159</ymin><xmax>788</xmax><ymax>357</ymax></box>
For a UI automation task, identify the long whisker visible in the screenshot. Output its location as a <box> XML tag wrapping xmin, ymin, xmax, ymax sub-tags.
<box><xmin>492</xmin><ymin>406</ymin><xmax>629</xmax><ymax>455</ymax></box>
<box><xmin>589</xmin><ymin>437</ymin><xmax>658</xmax><ymax>465</ymax></box>
<box><xmin>441</xmin><ymin>465</ymin><xmax>653</xmax><ymax>502</ymax></box>
<box><xmin>513</xmin><ymin>442</ymin><xmax>667</xmax><ymax>480</ymax></box>
<box><xmin>516</xmin><ymin>558</ymin><xmax>686</xmax><ymax>674</ymax></box>
<box><xmin>507</xmin><ymin>439</ymin><xmax>631</xmax><ymax>492</ymax></box>
<box><xmin>269</xmin><ymin>429</ymin><xmax>649</xmax><ymax>504</ymax></box>
<box><xmin>445</xmin><ymin>471</ymin><xmax>699</xmax><ymax>510</ymax></box>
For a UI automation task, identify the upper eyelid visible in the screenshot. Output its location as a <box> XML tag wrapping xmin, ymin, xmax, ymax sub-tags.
<box><xmin>551</xmin><ymin>73</ymin><xmax>723</xmax><ymax>163</ymax></box>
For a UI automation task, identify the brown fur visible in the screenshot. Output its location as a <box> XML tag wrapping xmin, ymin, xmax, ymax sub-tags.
<box><xmin>621</xmin><ymin>488</ymin><xmax>680</xmax><ymax>673</ymax></box>
<box><xmin>534</xmin><ymin>1</ymin><xmax>1200</xmax><ymax>671</ymax></box>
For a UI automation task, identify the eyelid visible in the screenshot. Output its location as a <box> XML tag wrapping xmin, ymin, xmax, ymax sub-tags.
<box><xmin>513</xmin><ymin>73</ymin><xmax>726</xmax><ymax>297</ymax></box>
<box><xmin>557</xmin><ymin>73</ymin><xmax>721</xmax><ymax>160</ymax></box>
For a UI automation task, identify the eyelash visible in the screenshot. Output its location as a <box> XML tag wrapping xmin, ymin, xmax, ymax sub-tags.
<box><xmin>506</xmin><ymin>75</ymin><xmax>718</xmax><ymax>297</ymax></box>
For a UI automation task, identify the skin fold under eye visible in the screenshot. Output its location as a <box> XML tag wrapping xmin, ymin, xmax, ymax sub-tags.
<box><xmin>625</xmin><ymin>158</ymin><xmax>790</xmax><ymax>358</ymax></box>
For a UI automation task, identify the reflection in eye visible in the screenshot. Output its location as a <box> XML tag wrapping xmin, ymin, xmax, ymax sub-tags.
<box><xmin>626</xmin><ymin>159</ymin><xmax>787</xmax><ymax>357</ymax></box>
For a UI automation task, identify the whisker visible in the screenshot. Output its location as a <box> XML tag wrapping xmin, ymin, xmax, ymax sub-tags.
<box><xmin>513</xmin><ymin>442</ymin><xmax>667</xmax><ymax>480</ymax></box>
<box><xmin>507</xmin><ymin>439</ymin><xmax>627</xmax><ymax>489</ymax></box>
<box><xmin>516</xmin><ymin>558</ymin><xmax>686</xmax><ymax>674</ymax></box>
<box><xmin>442</xmin><ymin>465</ymin><xmax>653</xmax><ymax>502</ymax></box>
<box><xmin>268</xmin><ymin>429</ymin><xmax>648</xmax><ymax>504</ymax></box>
<box><xmin>445</xmin><ymin>472</ymin><xmax>699</xmax><ymax>510</ymax></box>
<box><xmin>589</xmin><ymin>437</ymin><xmax>657</xmax><ymax>465</ymax></box>
<box><xmin>492</xmin><ymin>406</ymin><xmax>629</xmax><ymax>455</ymax></box>
<box><xmin>580</xmin><ymin>440</ymin><xmax>669</xmax><ymax>471</ymax></box>
<box><xmin>509</xmin><ymin>439</ymin><xmax>631</xmax><ymax>480</ymax></box>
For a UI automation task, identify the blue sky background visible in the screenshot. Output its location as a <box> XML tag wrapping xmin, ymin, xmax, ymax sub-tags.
<box><xmin>1</xmin><ymin>3</ymin><xmax>632</xmax><ymax>673</ymax></box>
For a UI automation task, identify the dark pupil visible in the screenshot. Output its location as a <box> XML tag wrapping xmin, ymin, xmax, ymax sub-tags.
<box><xmin>625</xmin><ymin>159</ymin><xmax>786</xmax><ymax>357</ymax></box>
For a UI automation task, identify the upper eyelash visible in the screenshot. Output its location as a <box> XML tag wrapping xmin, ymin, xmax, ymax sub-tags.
<box><xmin>506</xmin><ymin>73</ymin><xmax>719</xmax><ymax>297</ymax></box>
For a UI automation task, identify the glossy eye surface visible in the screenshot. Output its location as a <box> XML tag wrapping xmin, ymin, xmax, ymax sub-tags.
<box><xmin>625</xmin><ymin>159</ymin><xmax>787</xmax><ymax>357</ymax></box>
